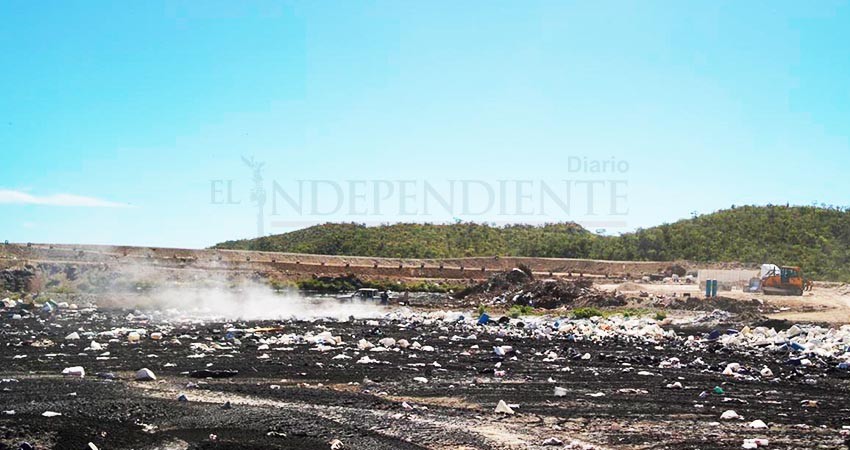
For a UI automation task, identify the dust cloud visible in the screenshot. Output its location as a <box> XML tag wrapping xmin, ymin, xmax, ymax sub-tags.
<box><xmin>91</xmin><ymin>251</ymin><xmax>390</xmax><ymax>321</ymax></box>
<box><xmin>135</xmin><ymin>282</ymin><xmax>389</xmax><ymax>321</ymax></box>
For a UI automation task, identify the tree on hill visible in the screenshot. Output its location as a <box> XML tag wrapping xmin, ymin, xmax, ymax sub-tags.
<box><xmin>213</xmin><ymin>205</ymin><xmax>850</xmax><ymax>281</ymax></box>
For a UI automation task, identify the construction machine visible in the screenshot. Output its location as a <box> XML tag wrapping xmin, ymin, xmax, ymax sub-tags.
<box><xmin>760</xmin><ymin>265</ymin><xmax>810</xmax><ymax>296</ymax></box>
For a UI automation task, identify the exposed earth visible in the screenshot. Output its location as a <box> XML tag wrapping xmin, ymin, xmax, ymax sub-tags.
<box><xmin>3</xmin><ymin>244</ymin><xmax>850</xmax><ymax>449</ymax></box>
<box><xmin>2</xmin><ymin>294</ymin><xmax>850</xmax><ymax>450</ymax></box>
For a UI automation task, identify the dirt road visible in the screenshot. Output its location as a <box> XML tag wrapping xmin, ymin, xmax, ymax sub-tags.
<box><xmin>604</xmin><ymin>281</ymin><xmax>850</xmax><ymax>324</ymax></box>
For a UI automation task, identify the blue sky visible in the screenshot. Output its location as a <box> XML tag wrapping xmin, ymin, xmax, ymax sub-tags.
<box><xmin>1</xmin><ymin>1</ymin><xmax>848</xmax><ymax>248</ymax></box>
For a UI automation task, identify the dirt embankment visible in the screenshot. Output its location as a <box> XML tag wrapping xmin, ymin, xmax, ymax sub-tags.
<box><xmin>1</xmin><ymin>243</ymin><xmax>750</xmax><ymax>289</ymax></box>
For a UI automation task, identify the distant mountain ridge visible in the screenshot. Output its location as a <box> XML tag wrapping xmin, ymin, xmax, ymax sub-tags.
<box><xmin>213</xmin><ymin>205</ymin><xmax>850</xmax><ymax>281</ymax></box>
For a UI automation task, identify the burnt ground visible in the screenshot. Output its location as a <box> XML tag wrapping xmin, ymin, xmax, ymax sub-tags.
<box><xmin>2</xmin><ymin>303</ymin><xmax>850</xmax><ymax>450</ymax></box>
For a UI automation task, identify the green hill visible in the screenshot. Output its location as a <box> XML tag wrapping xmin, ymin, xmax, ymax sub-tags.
<box><xmin>213</xmin><ymin>205</ymin><xmax>850</xmax><ymax>281</ymax></box>
<box><xmin>214</xmin><ymin>222</ymin><xmax>593</xmax><ymax>259</ymax></box>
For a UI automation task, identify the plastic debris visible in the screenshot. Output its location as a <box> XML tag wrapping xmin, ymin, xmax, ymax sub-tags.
<box><xmin>135</xmin><ymin>368</ymin><xmax>157</xmax><ymax>381</ymax></box>
<box><xmin>494</xmin><ymin>400</ymin><xmax>515</xmax><ymax>414</ymax></box>
<box><xmin>749</xmin><ymin>419</ymin><xmax>768</xmax><ymax>429</ymax></box>
<box><xmin>61</xmin><ymin>366</ymin><xmax>85</xmax><ymax>378</ymax></box>
<box><xmin>553</xmin><ymin>386</ymin><xmax>567</xmax><ymax>397</ymax></box>
<box><xmin>721</xmin><ymin>410</ymin><xmax>741</xmax><ymax>420</ymax></box>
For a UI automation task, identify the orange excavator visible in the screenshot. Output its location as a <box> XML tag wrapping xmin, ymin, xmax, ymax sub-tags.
<box><xmin>760</xmin><ymin>265</ymin><xmax>811</xmax><ymax>296</ymax></box>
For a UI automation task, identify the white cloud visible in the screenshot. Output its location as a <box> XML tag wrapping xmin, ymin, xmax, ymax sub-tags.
<box><xmin>0</xmin><ymin>189</ymin><xmax>131</xmax><ymax>208</ymax></box>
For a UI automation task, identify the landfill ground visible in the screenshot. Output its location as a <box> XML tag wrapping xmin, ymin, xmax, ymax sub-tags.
<box><xmin>3</xmin><ymin>295</ymin><xmax>850</xmax><ymax>450</ymax></box>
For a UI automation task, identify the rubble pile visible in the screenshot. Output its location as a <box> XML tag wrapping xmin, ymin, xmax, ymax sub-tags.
<box><xmin>456</xmin><ymin>267</ymin><xmax>625</xmax><ymax>309</ymax></box>
<box><xmin>455</xmin><ymin>266</ymin><xmax>534</xmax><ymax>298</ymax></box>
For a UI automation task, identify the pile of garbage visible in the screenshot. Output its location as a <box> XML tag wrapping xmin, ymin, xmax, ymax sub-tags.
<box><xmin>698</xmin><ymin>323</ymin><xmax>850</xmax><ymax>367</ymax></box>
<box><xmin>456</xmin><ymin>267</ymin><xmax>625</xmax><ymax>309</ymax></box>
<box><xmin>528</xmin><ymin>314</ymin><xmax>674</xmax><ymax>342</ymax></box>
<box><xmin>455</xmin><ymin>266</ymin><xmax>534</xmax><ymax>298</ymax></box>
<box><xmin>383</xmin><ymin>308</ymin><xmax>675</xmax><ymax>344</ymax></box>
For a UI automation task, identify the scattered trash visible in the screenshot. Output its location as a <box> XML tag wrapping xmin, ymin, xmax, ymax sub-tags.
<box><xmin>721</xmin><ymin>410</ymin><xmax>741</xmax><ymax>420</ymax></box>
<box><xmin>61</xmin><ymin>366</ymin><xmax>85</xmax><ymax>378</ymax></box>
<box><xmin>135</xmin><ymin>368</ymin><xmax>157</xmax><ymax>381</ymax></box>
<box><xmin>713</xmin><ymin>386</ymin><xmax>725</xmax><ymax>395</ymax></box>
<box><xmin>749</xmin><ymin>419</ymin><xmax>768</xmax><ymax>429</ymax></box>
<box><xmin>494</xmin><ymin>400</ymin><xmax>515</xmax><ymax>414</ymax></box>
<box><xmin>542</xmin><ymin>437</ymin><xmax>564</xmax><ymax>446</ymax></box>
<box><xmin>553</xmin><ymin>386</ymin><xmax>567</xmax><ymax>397</ymax></box>
<box><xmin>742</xmin><ymin>438</ymin><xmax>769</xmax><ymax>448</ymax></box>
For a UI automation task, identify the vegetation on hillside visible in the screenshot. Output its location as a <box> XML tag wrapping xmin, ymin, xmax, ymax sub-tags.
<box><xmin>215</xmin><ymin>222</ymin><xmax>591</xmax><ymax>259</ymax></box>
<box><xmin>214</xmin><ymin>205</ymin><xmax>850</xmax><ymax>281</ymax></box>
<box><xmin>588</xmin><ymin>205</ymin><xmax>850</xmax><ymax>281</ymax></box>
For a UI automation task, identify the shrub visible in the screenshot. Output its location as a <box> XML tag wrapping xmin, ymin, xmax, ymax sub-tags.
<box><xmin>508</xmin><ymin>304</ymin><xmax>534</xmax><ymax>318</ymax></box>
<box><xmin>572</xmin><ymin>307</ymin><xmax>603</xmax><ymax>319</ymax></box>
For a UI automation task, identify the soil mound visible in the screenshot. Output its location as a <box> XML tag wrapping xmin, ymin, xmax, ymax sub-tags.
<box><xmin>457</xmin><ymin>268</ymin><xmax>624</xmax><ymax>309</ymax></box>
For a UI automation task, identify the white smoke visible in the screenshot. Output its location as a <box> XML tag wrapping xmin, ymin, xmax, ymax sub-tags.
<box><xmin>137</xmin><ymin>281</ymin><xmax>389</xmax><ymax>321</ymax></box>
<box><xmin>57</xmin><ymin>245</ymin><xmax>391</xmax><ymax>321</ymax></box>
